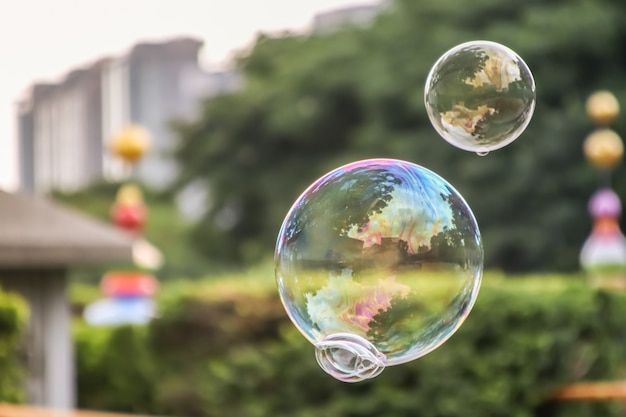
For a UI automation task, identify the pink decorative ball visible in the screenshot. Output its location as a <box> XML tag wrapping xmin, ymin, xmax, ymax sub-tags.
<box><xmin>589</xmin><ymin>189</ymin><xmax>622</xmax><ymax>219</ymax></box>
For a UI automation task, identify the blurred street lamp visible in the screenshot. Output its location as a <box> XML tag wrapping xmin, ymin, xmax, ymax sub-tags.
<box><xmin>580</xmin><ymin>90</ymin><xmax>626</xmax><ymax>288</ymax></box>
<box><xmin>85</xmin><ymin>124</ymin><xmax>163</xmax><ymax>326</ymax></box>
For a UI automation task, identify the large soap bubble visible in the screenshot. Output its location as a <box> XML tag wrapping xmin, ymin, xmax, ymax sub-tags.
<box><xmin>275</xmin><ymin>159</ymin><xmax>483</xmax><ymax>382</ymax></box>
<box><xmin>425</xmin><ymin>41</ymin><xmax>536</xmax><ymax>154</ymax></box>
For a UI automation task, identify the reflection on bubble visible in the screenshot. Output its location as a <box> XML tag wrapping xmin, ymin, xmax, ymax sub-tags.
<box><xmin>425</xmin><ymin>40</ymin><xmax>535</xmax><ymax>153</ymax></box>
<box><xmin>275</xmin><ymin>159</ymin><xmax>483</xmax><ymax>382</ymax></box>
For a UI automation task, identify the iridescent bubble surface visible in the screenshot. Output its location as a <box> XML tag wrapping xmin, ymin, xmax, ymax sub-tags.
<box><xmin>425</xmin><ymin>40</ymin><xmax>536</xmax><ymax>153</ymax></box>
<box><xmin>275</xmin><ymin>159</ymin><xmax>483</xmax><ymax>382</ymax></box>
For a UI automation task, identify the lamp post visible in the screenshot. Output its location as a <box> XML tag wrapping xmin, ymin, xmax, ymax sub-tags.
<box><xmin>84</xmin><ymin>125</ymin><xmax>162</xmax><ymax>326</ymax></box>
<box><xmin>580</xmin><ymin>91</ymin><xmax>626</xmax><ymax>288</ymax></box>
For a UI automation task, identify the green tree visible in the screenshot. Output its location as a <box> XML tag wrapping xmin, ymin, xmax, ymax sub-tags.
<box><xmin>173</xmin><ymin>0</ymin><xmax>626</xmax><ymax>272</ymax></box>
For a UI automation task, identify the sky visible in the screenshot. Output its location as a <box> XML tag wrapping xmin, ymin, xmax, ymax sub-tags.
<box><xmin>0</xmin><ymin>0</ymin><xmax>374</xmax><ymax>191</ymax></box>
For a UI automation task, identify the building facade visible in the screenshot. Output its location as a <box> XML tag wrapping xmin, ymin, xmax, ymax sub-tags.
<box><xmin>16</xmin><ymin>0</ymin><xmax>383</xmax><ymax>195</ymax></box>
<box><xmin>17</xmin><ymin>37</ymin><xmax>241</xmax><ymax>194</ymax></box>
<box><xmin>312</xmin><ymin>2</ymin><xmax>385</xmax><ymax>34</ymax></box>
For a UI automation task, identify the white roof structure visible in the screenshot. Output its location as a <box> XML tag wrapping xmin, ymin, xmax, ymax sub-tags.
<box><xmin>0</xmin><ymin>190</ymin><xmax>133</xmax><ymax>267</ymax></box>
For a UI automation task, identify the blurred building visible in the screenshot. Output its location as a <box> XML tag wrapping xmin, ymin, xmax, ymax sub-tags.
<box><xmin>17</xmin><ymin>37</ymin><xmax>242</xmax><ymax>194</ymax></box>
<box><xmin>17</xmin><ymin>63</ymin><xmax>105</xmax><ymax>193</ymax></box>
<box><xmin>312</xmin><ymin>2</ymin><xmax>386</xmax><ymax>33</ymax></box>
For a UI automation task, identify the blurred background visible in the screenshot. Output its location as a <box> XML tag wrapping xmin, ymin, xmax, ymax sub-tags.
<box><xmin>2</xmin><ymin>0</ymin><xmax>626</xmax><ymax>416</ymax></box>
<box><xmin>3</xmin><ymin>0</ymin><xmax>626</xmax><ymax>276</ymax></box>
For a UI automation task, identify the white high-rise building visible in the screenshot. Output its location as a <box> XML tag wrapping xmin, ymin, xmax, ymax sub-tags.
<box><xmin>17</xmin><ymin>37</ymin><xmax>241</xmax><ymax>194</ymax></box>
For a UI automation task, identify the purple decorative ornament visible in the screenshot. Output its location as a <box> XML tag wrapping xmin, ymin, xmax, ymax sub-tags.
<box><xmin>589</xmin><ymin>189</ymin><xmax>622</xmax><ymax>219</ymax></box>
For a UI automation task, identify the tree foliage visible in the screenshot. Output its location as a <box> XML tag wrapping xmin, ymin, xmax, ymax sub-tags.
<box><xmin>0</xmin><ymin>287</ymin><xmax>28</xmax><ymax>403</ymax></box>
<box><xmin>74</xmin><ymin>274</ymin><xmax>626</xmax><ymax>417</ymax></box>
<box><xmin>173</xmin><ymin>0</ymin><xmax>626</xmax><ymax>271</ymax></box>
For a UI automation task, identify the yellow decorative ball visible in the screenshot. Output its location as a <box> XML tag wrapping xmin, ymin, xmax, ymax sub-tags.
<box><xmin>110</xmin><ymin>125</ymin><xmax>150</xmax><ymax>163</ymax></box>
<box><xmin>115</xmin><ymin>184</ymin><xmax>145</xmax><ymax>206</ymax></box>
<box><xmin>584</xmin><ymin>128</ymin><xmax>624</xmax><ymax>169</ymax></box>
<box><xmin>586</xmin><ymin>91</ymin><xmax>620</xmax><ymax>125</ymax></box>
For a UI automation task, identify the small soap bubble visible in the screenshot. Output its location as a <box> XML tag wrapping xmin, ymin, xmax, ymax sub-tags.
<box><xmin>425</xmin><ymin>40</ymin><xmax>536</xmax><ymax>153</ymax></box>
<box><xmin>275</xmin><ymin>159</ymin><xmax>483</xmax><ymax>382</ymax></box>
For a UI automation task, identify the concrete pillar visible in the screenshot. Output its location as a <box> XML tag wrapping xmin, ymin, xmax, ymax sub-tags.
<box><xmin>0</xmin><ymin>270</ymin><xmax>74</xmax><ymax>410</ymax></box>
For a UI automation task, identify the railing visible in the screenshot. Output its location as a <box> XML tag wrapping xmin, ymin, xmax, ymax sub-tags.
<box><xmin>553</xmin><ymin>381</ymin><xmax>626</xmax><ymax>401</ymax></box>
<box><xmin>4</xmin><ymin>382</ymin><xmax>626</xmax><ymax>417</ymax></box>
<box><xmin>0</xmin><ymin>404</ymin><xmax>164</xmax><ymax>417</ymax></box>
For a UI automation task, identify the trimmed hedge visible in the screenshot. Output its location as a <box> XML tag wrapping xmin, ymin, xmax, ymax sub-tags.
<box><xmin>0</xmin><ymin>287</ymin><xmax>29</xmax><ymax>403</ymax></box>
<box><xmin>75</xmin><ymin>274</ymin><xmax>626</xmax><ymax>417</ymax></box>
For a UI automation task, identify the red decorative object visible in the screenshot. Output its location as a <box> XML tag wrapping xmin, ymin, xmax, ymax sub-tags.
<box><xmin>111</xmin><ymin>203</ymin><xmax>146</xmax><ymax>233</ymax></box>
<box><xmin>101</xmin><ymin>271</ymin><xmax>159</xmax><ymax>297</ymax></box>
